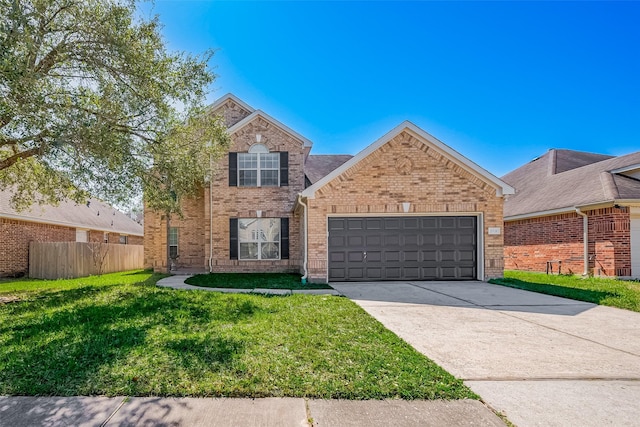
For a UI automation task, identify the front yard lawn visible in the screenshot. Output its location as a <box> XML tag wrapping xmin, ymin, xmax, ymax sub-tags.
<box><xmin>185</xmin><ymin>272</ymin><xmax>331</xmax><ymax>290</ymax></box>
<box><xmin>0</xmin><ymin>270</ymin><xmax>474</xmax><ymax>399</ymax></box>
<box><xmin>490</xmin><ymin>270</ymin><xmax>640</xmax><ymax>312</ymax></box>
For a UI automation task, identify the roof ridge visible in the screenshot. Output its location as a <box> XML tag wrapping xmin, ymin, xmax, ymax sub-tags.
<box><xmin>599</xmin><ymin>171</ymin><xmax>619</xmax><ymax>200</ymax></box>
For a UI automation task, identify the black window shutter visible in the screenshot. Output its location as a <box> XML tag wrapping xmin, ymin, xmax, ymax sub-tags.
<box><xmin>279</xmin><ymin>152</ymin><xmax>288</xmax><ymax>186</ymax></box>
<box><xmin>280</xmin><ymin>217</ymin><xmax>289</xmax><ymax>260</ymax></box>
<box><xmin>228</xmin><ymin>152</ymin><xmax>237</xmax><ymax>186</ymax></box>
<box><xmin>229</xmin><ymin>218</ymin><xmax>238</xmax><ymax>260</ymax></box>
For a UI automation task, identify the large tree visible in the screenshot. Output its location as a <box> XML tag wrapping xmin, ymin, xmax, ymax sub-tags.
<box><xmin>0</xmin><ymin>0</ymin><xmax>229</xmax><ymax>213</ymax></box>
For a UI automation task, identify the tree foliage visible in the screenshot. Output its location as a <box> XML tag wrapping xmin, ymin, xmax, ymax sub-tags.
<box><xmin>0</xmin><ymin>0</ymin><xmax>229</xmax><ymax>213</ymax></box>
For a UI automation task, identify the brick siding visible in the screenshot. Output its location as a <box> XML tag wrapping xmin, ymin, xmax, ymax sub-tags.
<box><xmin>145</xmin><ymin>114</ymin><xmax>305</xmax><ymax>273</ymax></box>
<box><xmin>504</xmin><ymin>207</ymin><xmax>631</xmax><ymax>277</ymax></box>
<box><xmin>305</xmin><ymin>130</ymin><xmax>505</xmax><ymax>282</ymax></box>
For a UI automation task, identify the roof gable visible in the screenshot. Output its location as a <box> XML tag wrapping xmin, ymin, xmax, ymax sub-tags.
<box><xmin>302</xmin><ymin>121</ymin><xmax>513</xmax><ymax>198</ymax></box>
<box><xmin>227</xmin><ymin>110</ymin><xmax>313</xmax><ymax>148</ymax></box>
<box><xmin>207</xmin><ymin>93</ymin><xmax>255</xmax><ymax>116</ymax></box>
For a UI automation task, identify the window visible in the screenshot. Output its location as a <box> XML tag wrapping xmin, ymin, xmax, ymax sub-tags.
<box><xmin>238</xmin><ymin>144</ymin><xmax>280</xmax><ymax>187</ymax></box>
<box><xmin>238</xmin><ymin>218</ymin><xmax>280</xmax><ymax>260</ymax></box>
<box><xmin>119</xmin><ymin>235</ymin><xmax>128</xmax><ymax>244</ymax></box>
<box><xmin>76</xmin><ymin>229</ymin><xmax>88</xmax><ymax>243</ymax></box>
<box><xmin>169</xmin><ymin>227</ymin><xmax>178</xmax><ymax>259</ymax></box>
<box><xmin>229</xmin><ymin>146</ymin><xmax>288</xmax><ymax>187</ymax></box>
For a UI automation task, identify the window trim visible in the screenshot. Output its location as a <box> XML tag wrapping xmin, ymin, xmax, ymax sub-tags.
<box><xmin>237</xmin><ymin>152</ymin><xmax>280</xmax><ymax>187</ymax></box>
<box><xmin>168</xmin><ymin>227</ymin><xmax>178</xmax><ymax>259</ymax></box>
<box><xmin>237</xmin><ymin>218</ymin><xmax>281</xmax><ymax>261</ymax></box>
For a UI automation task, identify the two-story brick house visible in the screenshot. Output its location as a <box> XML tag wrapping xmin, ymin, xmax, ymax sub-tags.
<box><xmin>144</xmin><ymin>94</ymin><xmax>514</xmax><ymax>283</ymax></box>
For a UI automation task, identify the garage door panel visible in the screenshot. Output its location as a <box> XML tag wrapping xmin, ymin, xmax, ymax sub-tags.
<box><xmin>329</xmin><ymin>235</ymin><xmax>345</xmax><ymax>246</ymax></box>
<box><xmin>384</xmin><ymin>218</ymin><xmax>401</xmax><ymax>229</ymax></box>
<box><xmin>366</xmin><ymin>235</ymin><xmax>382</xmax><ymax>246</ymax></box>
<box><xmin>330</xmin><ymin>252</ymin><xmax>345</xmax><ymax>262</ymax></box>
<box><xmin>385</xmin><ymin>235</ymin><xmax>400</xmax><ymax>246</ymax></box>
<box><xmin>366</xmin><ymin>218</ymin><xmax>382</xmax><ymax>229</ymax></box>
<box><xmin>459</xmin><ymin>249</ymin><xmax>476</xmax><ymax>262</ymax></box>
<box><xmin>403</xmin><ymin>218</ymin><xmax>419</xmax><ymax>229</ymax></box>
<box><xmin>348</xmin><ymin>251</ymin><xmax>364</xmax><ymax>262</ymax></box>
<box><xmin>348</xmin><ymin>268</ymin><xmax>364</xmax><ymax>279</ymax></box>
<box><xmin>403</xmin><ymin>251</ymin><xmax>419</xmax><ymax>262</ymax></box>
<box><xmin>385</xmin><ymin>251</ymin><xmax>401</xmax><ymax>262</ymax></box>
<box><xmin>329</xmin><ymin>219</ymin><xmax>346</xmax><ymax>231</ymax></box>
<box><xmin>386</xmin><ymin>267</ymin><xmax>401</xmax><ymax>279</ymax></box>
<box><xmin>367</xmin><ymin>251</ymin><xmax>382</xmax><ymax>262</ymax></box>
<box><xmin>347</xmin><ymin>219</ymin><xmax>364</xmax><ymax>230</ymax></box>
<box><xmin>328</xmin><ymin>216</ymin><xmax>477</xmax><ymax>281</ymax></box>
<box><xmin>347</xmin><ymin>235</ymin><xmax>364</xmax><ymax>246</ymax></box>
<box><xmin>366</xmin><ymin>268</ymin><xmax>382</xmax><ymax>279</ymax></box>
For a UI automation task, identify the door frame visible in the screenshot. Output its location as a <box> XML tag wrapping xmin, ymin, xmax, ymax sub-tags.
<box><xmin>325</xmin><ymin>212</ymin><xmax>485</xmax><ymax>282</ymax></box>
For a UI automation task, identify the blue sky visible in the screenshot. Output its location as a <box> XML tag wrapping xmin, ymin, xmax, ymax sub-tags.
<box><xmin>140</xmin><ymin>1</ymin><xmax>639</xmax><ymax>177</ymax></box>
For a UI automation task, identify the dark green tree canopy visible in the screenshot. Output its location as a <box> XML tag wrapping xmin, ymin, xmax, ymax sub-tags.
<box><xmin>0</xmin><ymin>0</ymin><xmax>229</xmax><ymax>213</ymax></box>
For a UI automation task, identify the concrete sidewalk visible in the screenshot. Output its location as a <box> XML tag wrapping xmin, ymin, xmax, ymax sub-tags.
<box><xmin>0</xmin><ymin>396</ymin><xmax>505</xmax><ymax>426</ymax></box>
<box><xmin>156</xmin><ymin>275</ymin><xmax>342</xmax><ymax>296</ymax></box>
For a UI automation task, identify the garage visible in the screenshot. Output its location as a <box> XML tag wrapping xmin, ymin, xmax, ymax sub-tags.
<box><xmin>328</xmin><ymin>216</ymin><xmax>477</xmax><ymax>281</ymax></box>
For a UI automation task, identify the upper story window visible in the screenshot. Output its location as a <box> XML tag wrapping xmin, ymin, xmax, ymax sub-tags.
<box><xmin>229</xmin><ymin>144</ymin><xmax>289</xmax><ymax>187</ymax></box>
<box><xmin>238</xmin><ymin>144</ymin><xmax>280</xmax><ymax>187</ymax></box>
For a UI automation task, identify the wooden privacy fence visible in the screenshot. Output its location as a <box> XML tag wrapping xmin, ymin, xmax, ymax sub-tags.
<box><xmin>29</xmin><ymin>242</ymin><xmax>144</xmax><ymax>279</ymax></box>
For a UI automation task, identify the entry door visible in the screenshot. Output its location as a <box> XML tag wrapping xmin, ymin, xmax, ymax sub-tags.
<box><xmin>328</xmin><ymin>216</ymin><xmax>477</xmax><ymax>281</ymax></box>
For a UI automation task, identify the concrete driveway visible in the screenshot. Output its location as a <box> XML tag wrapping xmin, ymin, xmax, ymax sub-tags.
<box><xmin>331</xmin><ymin>281</ymin><xmax>640</xmax><ymax>427</ymax></box>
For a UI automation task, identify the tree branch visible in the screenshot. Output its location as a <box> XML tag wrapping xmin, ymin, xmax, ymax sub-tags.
<box><xmin>0</xmin><ymin>146</ymin><xmax>43</xmax><ymax>170</ymax></box>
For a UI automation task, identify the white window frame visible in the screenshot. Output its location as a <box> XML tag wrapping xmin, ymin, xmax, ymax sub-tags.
<box><xmin>75</xmin><ymin>229</ymin><xmax>88</xmax><ymax>243</ymax></box>
<box><xmin>169</xmin><ymin>227</ymin><xmax>178</xmax><ymax>259</ymax></box>
<box><xmin>238</xmin><ymin>144</ymin><xmax>280</xmax><ymax>187</ymax></box>
<box><xmin>238</xmin><ymin>218</ymin><xmax>281</xmax><ymax>260</ymax></box>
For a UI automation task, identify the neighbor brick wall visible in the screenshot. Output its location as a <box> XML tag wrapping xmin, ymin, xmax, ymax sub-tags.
<box><xmin>144</xmin><ymin>113</ymin><xmax>305</xmax><ymax>273</ymax></box>
<box><xmin>0</xmin><ymin>218</ymin><xmax>75</xmax><ymax>277</ymax></box>
<box><xmin>305</xmin><ymin>130</ymin><xmax>505</xmax><ymax>282</ymax></box>
<box><xmin>504</xmin><ymin>207</ymin><xmax>631</xmax><ymax>276</ymax></box>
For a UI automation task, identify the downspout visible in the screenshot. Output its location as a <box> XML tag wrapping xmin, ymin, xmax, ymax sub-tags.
<box><xmin>298</xmin><ymin>195</ymin><xmax>309</xmax><ymax>284</ymax></box>
<box><xmin>208</xmin><ymin>154</ymin><xmax>214</xmax><ymax>273</ymax></box>
<box><xmin>575</xmin><ymin>208</ymin><xmax>589</xmax><ymax>276</ymax></box>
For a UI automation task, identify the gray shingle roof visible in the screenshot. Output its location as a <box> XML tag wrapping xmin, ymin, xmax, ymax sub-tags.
<box><xmin>305</xmin><ymin>155</ymin><xmax>353</xmax><ymax>184</ymax></box>
<box><xmin>502</xmin><ymin>149</ymin><xmax>640</xmax><ymax>218</ymax></box>
<box><xmin>0</xmin><ymin>189</ymin><xmax>143</xmax><ymax>236</ymax></box>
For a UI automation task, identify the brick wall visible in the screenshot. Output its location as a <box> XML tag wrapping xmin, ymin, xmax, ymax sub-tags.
<box><xmin>213</xmin><ymin>99</ymin><xmax>252</xmax><ymax>128</ymax></box>
<box><xmin>0</xmin><ymin>218</ymin><xmax>75</xmax><ymax>277</ymax></box>
<box><xmin>504</xmin><ymin>207</ymin><xmax>631</xmax><ymax>276</ymax></box>
<box><xmin>305</xmin><ymin>130</ymin><xmax>505</xmax><ymax>282</ymax></box>
<box><xmin>144</xmin><ymin>113</ymin><xmax>305</xmax><ymax>273</ymax></box>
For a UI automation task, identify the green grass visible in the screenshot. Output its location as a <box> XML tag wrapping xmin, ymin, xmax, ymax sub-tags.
<box><xmin>185</xmin><ymin>273</ymin><xmax>332</xmax><ymax>290</ymax></box>
<box><xmin>0</xmin><ymin>270</ymin><xmax>474</xmax><ymax>399</ymax></box>
<box><xmin>490</xmin><ymin>270</ymin><xmax>640</xmax><ymax>312</ymax></box>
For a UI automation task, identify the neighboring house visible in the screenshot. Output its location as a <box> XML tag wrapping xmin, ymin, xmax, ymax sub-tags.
<box><xmin>144</xmin><ymin>94</ymin><xmax>514</xmax><ymax>282</ymax></box>
<box><xmin>502</xmin><ymin>149</ymin><xmax>640</xmax><ymax>278</ymax></box>
<box><xmin>0</xmin><ymin>189</ymin><xmax>144</xmax><ymax>277</ymax></box>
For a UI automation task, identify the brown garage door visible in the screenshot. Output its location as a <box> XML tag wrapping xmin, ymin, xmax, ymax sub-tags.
<box><xmin>328</xmin><ymin>216</ymin><xmax>477</xmax><ymax>281</ymax></box>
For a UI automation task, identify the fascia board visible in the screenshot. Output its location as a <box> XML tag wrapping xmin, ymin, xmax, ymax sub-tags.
<box><xmin>506</xmin><ymin>199</ymin><xmax>640</xmax><ymax>221</ymax></box>
<box><xmin>610</xmin><ymin>163</ymin><xmax>640</xmax><ymax>174</ymax></box>
<box><xmin>504</xmin><ymin>207</ymin><xmax>578</xmax><ymax>221</ymax></box>
<box><xmin>227</xmin><ymin>110</ymin><xmax>313</xmax><ymax>148</ymax></box>
<box><xmin>302</xmin><ymin>120</ymin><xmax>514</xmax><ymax>197</ymax></box>
<box><xmin>0</xmin><ymin>212</ymin><xmax>143</xmax><ymax>236</ymax></box>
